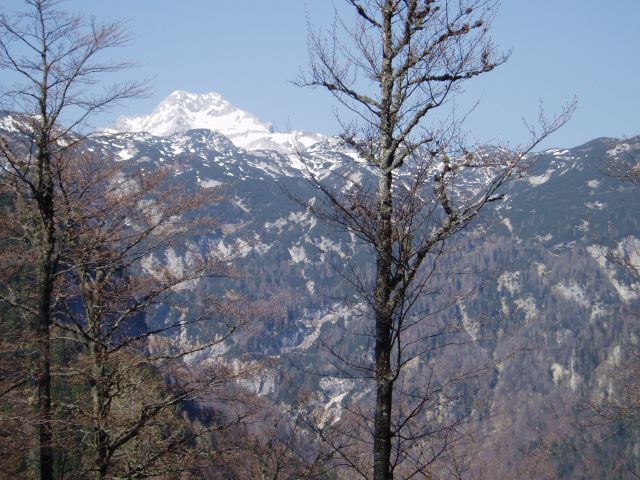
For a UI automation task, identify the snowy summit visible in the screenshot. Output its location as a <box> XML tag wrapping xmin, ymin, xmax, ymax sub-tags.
<box><xmin>111</xmin><ymin>90</ymin><xmax>324</xmax><ymax>154</ymax></box>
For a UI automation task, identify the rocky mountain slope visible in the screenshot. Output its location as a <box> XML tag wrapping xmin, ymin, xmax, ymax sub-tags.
<box><xmin>2</xmin><ymin>91</ymin><xmax>639</xmax><ymax>476</ymax></box>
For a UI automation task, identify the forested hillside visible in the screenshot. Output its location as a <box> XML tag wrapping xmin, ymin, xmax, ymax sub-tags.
<box><xmin>0</xmin><ymin>1</ymin><xmax>638</xmax><ymax>479</ymax></box>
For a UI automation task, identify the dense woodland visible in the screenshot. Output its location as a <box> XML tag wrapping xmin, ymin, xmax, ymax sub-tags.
<box><xmin>0</xmin><ymin>1</ymin><xmax>639</xmax><ymax>479</ymax></box>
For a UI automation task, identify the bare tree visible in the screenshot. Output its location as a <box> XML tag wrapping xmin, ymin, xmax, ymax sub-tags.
<box><xmin>299</xmin><ymin>1</ymin><xmax>573</xmax><ymax>478</ymax></box>
<box><xmin>50</xmin><ymin>149</ymin><xmax>249</xmax><ymax>478</ymax></box>
<box><xmin>217</xmin><ymin>390</ymin><xmax>336</xmax><ymax>480</ymax></box>
<box><xmin>0</xmin><ymin>124</ymin><xmax>270</xmax><ymax>477</ymax></box>
<box><xmin>0</xmin><ymin>1</ymin><xmax>143</xmax><ymax>477</ymax></box>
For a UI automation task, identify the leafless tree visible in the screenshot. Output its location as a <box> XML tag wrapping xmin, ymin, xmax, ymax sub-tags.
<box><xmin>0</xmin><ymin>1</ymin><xmax>145</xmax><ymax>478</ymax></box>
<box><xmin>49</xmin><ymin>148</ymin><xmax>256</xmax><ymax>478</ymax></box>
<box><xmin>0</xmin><ymin>128</ymin><xmax>271</xmax><ymax>477</ymax></box>
<box><xmin>299</xmin><ymin>1</ymin><xmax>574</xmax><ymax>478</ymax></box>
<box><xmin>217</xmin><ymin>389</ymin><xmax>337</xmax><ymax>480</ymax></box>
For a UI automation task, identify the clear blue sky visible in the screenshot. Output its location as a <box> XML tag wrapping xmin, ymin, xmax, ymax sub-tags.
<box><xmin>3</xmin><ymin>0</ymin><xmax>639</xmax><ymax>149</ymax></box>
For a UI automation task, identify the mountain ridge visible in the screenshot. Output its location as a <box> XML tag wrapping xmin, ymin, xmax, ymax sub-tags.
<box><xmin>1</xmin><ymin>104</ymin><xmax>640</xmax><ymax>476</ymax></box>
<box><xmin>109</xmin><ymin>90</ymin><xmax>326</xmax><ymax>155</ymax></box>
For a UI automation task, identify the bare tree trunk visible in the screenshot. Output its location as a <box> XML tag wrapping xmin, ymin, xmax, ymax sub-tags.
<box><xmin>88</xmin><ymin>315</ymin><xmax>109</xmax><ymax>479</ymax></box>
<box><xmin>373</xmin><ymin>8</ymin><xmax>396</xmax><ymax>474</ymax></box>
<box><xmin>374</xmin><ymin>169</ymin><xmax>394</xmax><ymax>480</ymax></box>
<box><xmin>35</xmin><ymin>20</ymin><xmax>56</xmax><ymax>475</ymax></box>
<box><xmin>36</xmin><ymin>271</ymin><xmax>53</xmax><ymax>480</ymax></box>
<box><xmin>373</xmin><ymin>337</ymin><xmax>394</xmax><ymax>480</ymax></box>
<box><xmin>90</xmin><ymin>354</ymin><xmax>109</xmax><ymax>480</ymax></box>
<box><xmin>35</xmin><ymin>145</ymin><xmax>55</xmax><ymax>480</ymax></box>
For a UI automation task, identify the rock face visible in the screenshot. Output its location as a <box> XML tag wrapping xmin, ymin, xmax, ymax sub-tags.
<box><xmin>3</xmin><ymin>94</ymin><xmax>640</xmax><ymax>476</ymax></box>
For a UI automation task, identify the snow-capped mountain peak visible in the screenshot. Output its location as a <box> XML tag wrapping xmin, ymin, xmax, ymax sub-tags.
<box><xmin>110</xmin><ymin>90</ymin><xmax>325</xmax><ymax>154</ymax></box>
<box><xmin>111</xmin><ymin>90</ymin><xmax>272</xmax><ymax>138</ymax></box>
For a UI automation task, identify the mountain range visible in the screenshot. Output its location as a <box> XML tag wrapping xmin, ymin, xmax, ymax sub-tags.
<box><xmin>2</xmin><ymin>90</ymin><xmax>639</xmax><ymax>477</ymax></box>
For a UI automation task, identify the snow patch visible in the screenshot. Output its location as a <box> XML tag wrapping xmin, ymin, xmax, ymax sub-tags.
<box><xmin>216</xmin><ymin>238</ymin><xmax>252</xmax><ymax>258</ymax></box>
<box><xmin>288</xmin><ymin>245</ymin><xmax>307</xmax><ymax>264</ymax></box>
<box><xmin>318</xmin><ymin>376</ymin><xmax>359</xmax><ymax>426</ymax></box>
<box><xmin>116</xmin><ymin>143</ymin><xmax>137</xmax><ymax>161</ymax></box>
<box><xmin>546</xmin><ymin>148</ymin><xmax>570</xmax><ymax>156</ymax></box>
<box><xmin>609</xmin><ymin>345</ymin><xmax>622</xmax><ymax>366</ymax></box>
<box><xmin>264</xmin><ymin>217</ymin><xmax>289</xmax><ymax>234</ymax></box>
<box><xmin>501</xmin><ymin>217</ymin><xmax>513</xmax><ymax>233</ymax></box>
<box><xmin>252</xmin><ymin>234</ymin><xmax>273</xmax><ymax>255</ymax></box>
<box><xmin>587</xmin><ymin>244</ymin><xmax>639</xmax><ymax>302</ymax></box>
<box><xmin>498</xmin><ymin>271</ymin><xmax>520</xmax><ymax>294</ymax></box>
<box><xmin>577</xmin><ymin>220</ymin><xmax>590</xmax><ymax>232</ymax></box>
<box><xmin>500</xmin><ymin>297</ymin><xmax>509</xmax><ymax>317</ymax></box>
<box><xmin>458</xmin><ymin>302</ymin><xmax>479</xmax><ymax>341</ymax></box>
<box><xmin>199</xmin><ymin>178</ymin><xmax>222</xmax><ymax>188</ymax></box>
<box><xmin>233</xmin><ymin>197</ymin><xmax>251</xmax><ymax>214</ymax></box>
<box><xmin>514</xmin><ymin>296</ymin><xmax>537</xmax><ymax>321</ymax></box>
<box><xmin>535</xmin><ymin>233</ymin><xmax>553</xmax><ymax>243</ymax></box>
<box><xmin>551</xmin><ymin>363</ymin><xmax>569</xmax><ymax>384</ymax></box>
<box><xmin>553</xmin><ymin>282</ymin><xmax>590</xmax><ymax>308</ymax></box>
<box><xmin>534</xmin><ymin>262</ymin><xmax>548</xmax><ymax>277</ymax></box>
<box><xmin>306</xmin><ymin>280</ymin><xmax>316</xmax><ymax>294</ymax></box>
<box><xmin>585</xmin><ymin>201</ymin><xmax>606</xmax><ymax>210</ymax></box>
<box><xmin>307</xmin><ymin>235</ymin><xmax>348</xmax><ymax>260</ymax></box>
<box><xmin>550</xmin><ymin>358</ymin><xmax>580</xmax><ymax>390</ymax></box>
<box><xmin>607</xmin><ymin>143</ymin><xmax>632</xmax><ymax>157</ymax></box>
<box><xmin>288</xmin><ymin>304</ymin><xmax>353</xmax><ymax>353</ymax></box>
<box><xmin>528</xmin><ymin>170</ymin><xmax>552</xmax><ymax>186</ymax></box>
